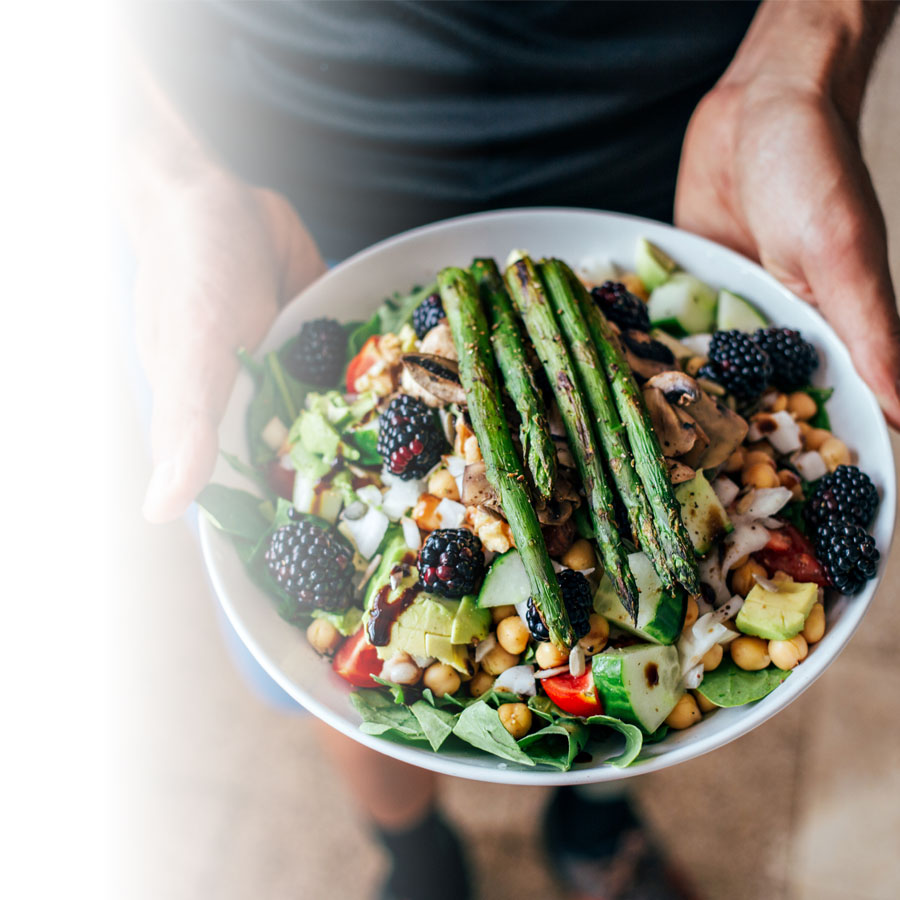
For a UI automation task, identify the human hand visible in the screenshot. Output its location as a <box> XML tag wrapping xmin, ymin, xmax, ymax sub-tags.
<box><xmin>132</xmin><ymin>172</ymin><xmax>325</xmax><ymax>522</ymax></box>
<box><xmin>676</xmin><ymin>1</ymin><xmax>900</xmax><ymax>427</ymax></box>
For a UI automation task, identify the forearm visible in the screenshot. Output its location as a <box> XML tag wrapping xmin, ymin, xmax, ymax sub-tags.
<box><xmin>721</xmin><ymin>0</ymin><xmax>897</xmax><ymax>122</ymax></box>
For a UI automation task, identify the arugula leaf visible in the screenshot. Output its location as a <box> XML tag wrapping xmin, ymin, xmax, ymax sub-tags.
<box><xmin>451</xmin><ymin>701</ymin><xmax>535</xmax><ymax>766</ymax></box>
<box><xmin>803</xmin><ymin>386</ymin><xmax>834</xmax><ymax>430</ymax></box>
<box><xmin>410</xmin><ymin>700</ymin><xmax>457</xmax><ymax>751</ymax></box>
<box><xmin>518</xmin><ymin>719</ymin><xmax>588</xmax><ymax>771</ymax></box>
<box><xmin>585</xmin><ymin>715</ymin><xmax>645</xmax><ymax>768</ymax></box>
<box><xmin>195</xmin><ymin>484</ymin><xmax>271</xmax><ymax>544</ymax></box>
<box><xmin>696</xmin><ymin>658</ymin><xmax>791</xmax><ymax>708</ymax></box>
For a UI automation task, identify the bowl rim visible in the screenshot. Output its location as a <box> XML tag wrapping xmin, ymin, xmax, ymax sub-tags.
<box><xmin>199</xmin><ymin>206</ymin><xmax>896</xmax><ymax>785</ymax></box>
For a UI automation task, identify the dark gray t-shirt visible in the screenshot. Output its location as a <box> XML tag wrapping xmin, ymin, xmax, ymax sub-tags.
<box><xmin>132</xmin><ymin>0</ymin><xmax>759</xmax><ymax>259</ymax></box>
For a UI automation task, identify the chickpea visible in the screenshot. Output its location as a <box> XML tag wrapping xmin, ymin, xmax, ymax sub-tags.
<box><xmin>742</xmin><ymin>462</ymin><xmax>780</xmax><ymax>490</ymax></box>
<box><xmin>731</xmin><ymin>559</ymin><xmax>768</xmax><ymax>597</ymax></box>
<box><xmin>802</xmin><ymin>602</ymin><xmax>826</xmax><ymax>644</ymax></box>
<box><xmin>428</xmin><ymin>468</ymin><xmax>460</xmax><ymax>501</ymax></box>
<box><xmin>778</xmin><ymin>469</ymin><xmax>804</xmax><ymax>501</ymax></box>
<box><xmin>490</xmin><ymin>604</ymin><xmax>518</xmax><ymax>625</ymax></box>
<box><xmin>685</xmin><ymin>356</ymin><xmax>706</xmax><ymax>376</ymax></box>
<box><xmin>561</xmin><ymin>538</ymin><xmax>597</xmax><ymax>572</ymax></box>
<box><xmin>820</xmin><ymin>437</ymin><xmax>851</xmax><ymax>471</ymax></box>
<box><xmin>693</xmin><ymin>690</ymin><xmax>719</xmax><ymax>714</ymax></box>
<box><xmin>480</xmin><ymin>643</ymin><xmax>520</xmax><ymax>676</ymax></box>
<box><xmin>723</xmin><ymin>447</ymin><xmax>745</xmax><ymax>474</ymax></box>
<box><xmin>496</xmin><ymin>616</ymin><xmax>531</xmax><ymax>655</ymax></box>
<box><xmin>770</xmin><ymin>393</ymin><xmax>789</xmax><ymax>413</ymax></box>
<box><xmin>702</xmin><ymin>643</ymin><xmax>724</xmax><ymax>672</ymax></box>
<box><xmin>665</xmin><ymin>693</ymin><xmax>701</xmax><ymax>730</ymax></box>
<box><xmin>768</xmin><ymin>634</ymin><xmax>809</xmax><ymax>671</ymax></box>
<box><xmin>469</xmin><ymin>670</ymin><xmax>495</xmax><ymax>698</ymax></box>
<box><xmin>797</xmin><ymin>421</ymin><xmax>813</xmax><ymax>443</ymax></box>
<box><xmin>682</xmin><ymin>595</ymin><xmax>699</xmax><ymax>631</ymax></box>
<box><xmin>804</xmin><ymin>427</ymin><xmax>832</xmax><ymax>451</ymax></box>
<box><xmin>384</xmin><ymin>652</ymin><xmax>422</xmax><ymax>686</ymax></box>
<box><xmin>743</xmin><ymin>449</ymin><xmax>776</xmax><ymax>469</ymax></box>
<box><xmin>747</xmin><ymin>440</ymin><xmax>776</xmax><ymax>458</ymax></box>
<box><xmin>422</xmin><ymin>662</ymin><xmax>461</xmax><ymax>697</ymax></box>
<box><xmin>498</xmin><ymin>702</ymin><xmax>533</xmax><ymax>739</ymax></box>
<box><xmin>578</xmin><ymin>614</ymin><xmax>610</xmax><ymax>654</ymax></box>
<box><xmin>787</xmin><ymin>391</ymin><xmax>817</xmax><ymax>421</ymax></box>
<box><xmin>731</xmin><ymin>636</ymin><xmax>771</xmax><ymax>671</ymax></box>
<box><xmin>306</xmin><ymin>618</ymin><xmax>342</xmax><ymax>655</ymax></box>
<box><xmin>535</xmin><ymin>642</ymin><xmax>569</xmax><ymax>670</ymax></box>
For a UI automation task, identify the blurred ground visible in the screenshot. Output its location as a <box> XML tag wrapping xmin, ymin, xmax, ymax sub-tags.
<box><xmin>112</xmin><ymin>25</ymin><xmax>900</xmax><ymax>900</ymax></box>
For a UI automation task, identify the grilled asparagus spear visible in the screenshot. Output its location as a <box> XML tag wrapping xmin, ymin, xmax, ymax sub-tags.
<box><xmin>539</xmin><ymin>259</ymin><xmax>674</xmax><ymax>599</ymax></box>
<box><xmin>471</xmin><ymin>257</ymin><xmax>557</xmax><ymax>500</ymax></box>
<box><xmin>438</xmin><ymin>267</ymin><xmax>574</xmax><ymax>648</ymax></box>
<box><xmin>560</xmin><ymin>261</ymin><xmax>700</xmax><ymax>594</ymax></box>
<box><xmin>505</xmin><ymin>256</ymin><xmax>639</xmax><ymax>617</ymax></box>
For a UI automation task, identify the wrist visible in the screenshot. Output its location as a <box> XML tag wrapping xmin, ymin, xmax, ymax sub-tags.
<box><xmin>718</xmin><ymin>0</ymin><xmax>896</xmax><ymax>124</ymax></box>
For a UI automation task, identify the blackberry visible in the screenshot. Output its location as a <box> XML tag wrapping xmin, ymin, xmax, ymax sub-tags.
<box><xmin>753</xmin><ymin>328</ymin><xmax>818</xmax><ymax>390</ymax></box>
<box><xmin>698</xmin><ymin>329</ymin><xmax>773</xmax><ymax>401</ymax></box>
<box><xmin>418</xmin><ymin>529</ymin><xmax>485</xmax><ymax>598</ymax></box>
<box><xmin>525</xmin><ymin>569</ymin><xmax>593</xmax><ymax>642</ymax></box>
<box><xmin>621</xmin><ymin>330</ymin><xmax>675</xmax><ymax>365</ymax></box>
<box><xmin>591</xmin><ymin>281</ymin><xmax>650</xmax><ymax>332</ymax></box>
<box><xmin>285</xmin><ymin>317</ymin><xmax>347</xmax><ymax>387</ymax></box>
<box><xmin>376</xmin><ymin>394</ymin><xmax>446</xmax><ymax>479</ymax></box>
<box><xmin>813</xmin><ymin>517</ymin><xmax>879</xmax><ymax>594</ymax></box>
<box><xmin>804</xmin><ymin>465</ymin><xmax>879</xmax><ymax>529</ymax></box>
<box><xmin>412</xmin><ymin>292</ymin><xmax>445</xmax><ymax>339</ymax></box>
<box><xmin>264</xmin><ymin>513</ymin><xmax>355</xmax><ymax>613</ymax></box>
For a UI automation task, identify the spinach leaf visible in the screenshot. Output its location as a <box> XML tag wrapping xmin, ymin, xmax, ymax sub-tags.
<box><xmin>518</xmin><ymin>719</ymin><xmax>588</xmax><ymax>771</ymax></box>
<box><xmin>451</xmin><ymin>701</ymin><xmax>536</xmax><ymax>766</ymax></box>
<box><xmin>696</xmin><ymin>658</ymin><xmax>791</xmax><ymax>708</ymax></box>
<box><xmin>410</xmin><ymin>700</ymin><xmax>457</xmax><ymax>751</ymax></box>
<box><xmin>220</xmin><ymin>450</ymin><xmax>274</xmax><ymax>496</ymax></box>
<box><xmin>585</xmin><ymin>715</ymin><xmax>645</xmax><ymax>768</ymax></box>
<box><xmin>350</xmin><ymin>690</ymin><xmax>426</xmax><ymax>740</ymax></box>
<box><xmin>642</xmin><ymin>724</ymin><xmax>670</xmax><ymax>744</ymax></box>
<box><xmin>195</xmin><ymin>484</ymin><xmax>271</xmax><ymax>544</ymax></box>
<box><xmin>803</xmin><ymin>386</ymin><xmax>834</xmax><ymax>430</ymax></box>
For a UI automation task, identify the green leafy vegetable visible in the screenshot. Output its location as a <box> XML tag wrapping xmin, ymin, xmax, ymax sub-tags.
<box><xmin>312</xmin><ymin>607</ymin><xmax>363</xmax><ymax>637</ymax></box>
<box><xmin>195</xmin><ymin>484</ymin><xmax>271</xmax><ymax>544</ymax></box>
<box><xmin>350</xmin><ymin>690</ymin><xmax>428</xmax><ymax>744</ymax></box>
<box><xmin>696</xmin><ymin>658</ymin><xmax>791</xmax><ymax>708</ymax></box>
<box><xmin>410</xmin><ymin>700</ymin><xmax>457</xmax><ymax>751</ymax></box>
<box><xmin>518</xmin><ymin>719</ymin><xmax>589</xmax><ymax>771</ymax></box>
<box><xmin>451</xmin><ymin>701</ymin><xmax>536</xmax><ymax>766</ymax></box>
<box><xmin>346</xmin><ymin>282</ymin><xmax>438</xmax><ymax>360</ymax></box>
<box><xmin>585</xmin><ymin>715</ymin><xmax>645</xmax><ymax>768</ymax></box>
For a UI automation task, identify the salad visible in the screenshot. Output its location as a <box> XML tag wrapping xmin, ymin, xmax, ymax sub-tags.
<box><xmin>200</xmin><ymin>238</ymin><xmax>881</xmax><ymax>771</ymax></box>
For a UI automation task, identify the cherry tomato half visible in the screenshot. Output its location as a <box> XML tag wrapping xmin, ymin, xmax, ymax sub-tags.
<box><xmin>541</xmin><ymin>668</ymin><xmax>604</xmax><ymax>718</ymax></box>
<box><xmin>754</xmin><ymin>523</ymin><xmax>830</xmax><ymax>586</ymax></box>
<box><xmin>345</xmin><ymin>335</ymin><xmax>381</xmax><ymax>394</ymax></box>
<box><xmin>332</xmin><ymin>628</ymin><xmax>383</xmax><ymax>687</ymax></box>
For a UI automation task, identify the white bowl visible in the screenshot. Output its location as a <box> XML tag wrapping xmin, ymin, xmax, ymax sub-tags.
<box><xmin>199</xmin><ymin>208</ymin><xmax>895</xmax><ymax>784</ymax></box>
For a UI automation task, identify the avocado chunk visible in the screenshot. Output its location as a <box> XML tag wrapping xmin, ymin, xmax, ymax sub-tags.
<box><xmin>450</xmin><ymin>595</ymin><xmax>491</xmax><ymax>645</ymax></box>
<box><xmin>736</xmin><ymin>577</ymin><xmax>818</xmax><ymax>641</ymax></box>
<box><xmin>362</xmin><ymin>526</ymin><xmax>416</xmax><ymax>609</ymax></box>
<box><xmin>635</xmin><ymin>238</ymin><xmax>678</xmax><ymax>291</ymax></box>
<box><xmin>675</xmin><ymin>470</ymin><xmax>732</xmax><ymax>555</ymax></box>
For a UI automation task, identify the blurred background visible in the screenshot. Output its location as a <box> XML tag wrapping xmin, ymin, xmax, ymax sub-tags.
<box><xmin>111</xmin><ymin>22</ymin><xmax>900</xmax><ymax>900</ymax></box>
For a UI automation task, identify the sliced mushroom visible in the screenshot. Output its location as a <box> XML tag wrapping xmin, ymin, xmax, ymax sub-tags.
<box><xmin>676</xmin><ymin>407</ymin><xmax>710</xmax><ymax>469</ymax></box>
<box><xmin>666</xmin><ymin>458</ymin><xmax>697</xmax><ymax>484</ymax></box>
<box><xmin>401</xmin><ymin>354</ymin><xmax>466</xmax><ymax>406</ymax></box>
<box><xmin>643</xmin><ymin>386</ymin><xmax>704</xmax><ymax>457</ymax></box>
<box><xmin>645</xmin><ymin>371</ymin><xmax>748</xmax><ymax>469</ymax></box>
<box><xmin>419</xmin><ymin>321</ymin><xmax>456</xmax><ymax>361</ymax></box>
<box><xmin>462</xmin><ymin>462</ymin><xmax>500</xmax><ymax>511</ymax></box>
<box><xmin>462</xmin><ymin>461</ymin><xmax>577</xmax><ymax>525</ymax></box>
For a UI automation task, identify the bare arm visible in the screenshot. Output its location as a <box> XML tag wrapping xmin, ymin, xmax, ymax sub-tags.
<box><xmin>118</xmin><ymin>50</ymin><xmax>325</xmax><ymax>522</ymax></box>
<box><xmin>676</xmin><ymin>0</ymin><xmax>900</xmax><ymax>425</ymax></box>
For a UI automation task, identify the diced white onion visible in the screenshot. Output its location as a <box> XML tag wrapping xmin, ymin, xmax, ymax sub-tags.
<box><xmin>474</xmin><ymin>634</ymin><xmax>497</xmax><ymax>663</ymax></box>
<box><xmin>711</xmin><ymin>594</ymin><xmax>744</xmax><ymax>621</ymax></box>
<box><xmin>699</xmin><ymin>551</ymin><xmax>730</xmax><ymax>606</ymax></box>
<box><xmin>410</xmin><ymin>655</ymin><xmax>435</xmax><ymax>669</ymax></box>
<box><xmin>794</xmin><ymin>450</ymin><xmax>828</xmax><ymax>482</ymax></box>
<box><xmin>679</xmin><ymin>333</ymin><xmax>713</xmax><ymax>357</ymax></box>
<box><xmin>722</xmin><ymin>523</ymin><xmax>770</xmax><ymax>573</ymax></box>
<box><xmin>381</xmin><ymin>475</ymin><xmax>425</xmax><ymax>520</ymax></box>
<box><xmin>767</xmin><ymin>410</ymin><xmax>803</xmax><ymax>454</ymax></box>
<box><xmin>436</xmin><ymin>497</ymin><xmax>466</xmax><ymax>528</ymax></box>
<box><xmin>445</xmin><ymin>455</ymin><xmax>467</xmax><ymax>478</ymax></box>
<box><xmin>534</xmin><ymin>665</ymin><xmax>571</xmax><ymax>679</ymax></box>
<box><xmin>678</xmin><ymin>612</ymin><xmax>739</xmax><ymax>674</ymax></box>
<box><xmin>514</xmin><ymin>600</ymin><xmax>530</xmax><ymax>622</ymax></box>
<box><xmin>343</xmin><ymin>500</ymin><xmax>368</xmax><ymax>521</ymax></box>
<box><xmin>494</xmin><ymin>665</ymin><xmax>537</xmax><ymax>696</ymax></box>
<box><xmin>357</xmin><ymin>484</ymin><xmax>384</xmax><ymax>508</ymax></box>
<box><xmin>742</xmin><ymin>487</ymin><xmax>793</xmax><ymax>519</ymax></box>
<box><xmin>340</xmin><ymin>506</ymin><xmax>390</xmax><ymax>559</ymax></box>
<box><xmin>401</xmin><ymin>516</ymin><xmax>421</xmax><ymax>551</ymax></box>
<box><xmin>551</xmin><ymin>560</ymin><xmax>566</xmax><ymax>573</ymax></box>
<box><xmin>684</xmin><ymin>662</ymin><xmax>705</xmax><ymax>690</ymax></box>
<box><xmin>712</xmin><ymin>476</ymin><xmax>740</xmax><ymax>508</ymax></box>
<box><xmin>568</xmin><ymin>645</ymin><xmax>586</xmax><ymax>678</ymax></box>
<box><xmin>752</xmin><ymin>573</ymin><xmax>780</xmax><ymax>592</ymax></box>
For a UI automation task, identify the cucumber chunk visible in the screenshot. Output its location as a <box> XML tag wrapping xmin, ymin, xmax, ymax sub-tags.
<box><xmin>593</xmin><ymin>552</ymin><xmax>685</xmax><ymax>645</ymax></box>
<box><xmin>592</xmin><ymin>644</ymin><xmax>683</xmax><ymax>733</ymax></box>
<box><xmin>635</xmin><ymin>238</ymin><xmax>678</xmax><ymax>291</ymax></box>
<box><xmin>477</xmin><ymin>549</ymin><xmax>532</xmax><ymax>608</ymax></box>
<box><xmin>716</xmin><ymin>289</ymin><xmax>768</xmax><ymax>332</ymax></box>
<box><xmin>674</xmin><ymin>470</ymin><xmax>733</xmax><ymax>555</ymax></box>
<box><xmin>648</xmin><ymin>273</ymin><xmax>717</xmax><ymax>336</ymax></box>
